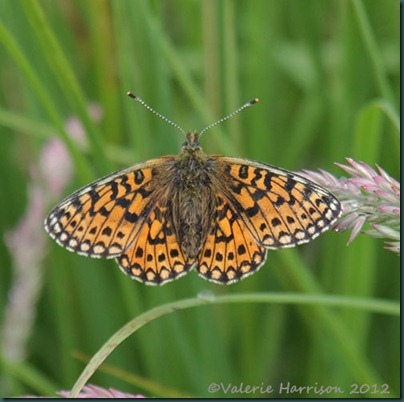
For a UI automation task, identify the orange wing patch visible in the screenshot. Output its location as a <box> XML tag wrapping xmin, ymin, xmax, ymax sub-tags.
<box><xmin>117</xmin><ymin>202</ymin><xmax>194</xmax><ymax>285</ymax></box>
<box><xmin>197</xmin><ymin>195</ymin><xmax>267</xmax><ymax>284</ymax></box>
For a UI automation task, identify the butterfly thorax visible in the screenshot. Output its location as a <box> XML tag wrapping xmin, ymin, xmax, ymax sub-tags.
<box><xmin>166</xmin><ymin>131</ymin><xmax>216</xmax><ymax>259</ymax></box>
<box><xmin>177</xmin><ymin>131</ymin><xmax>209</xmax><ymax>181</ymax></box>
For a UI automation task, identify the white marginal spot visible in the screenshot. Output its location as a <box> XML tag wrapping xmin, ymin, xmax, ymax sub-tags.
<box><xmin>146</xmin><ymin>270</ymin><xmax>157</xmax><ymax>281</ymax></box>
<box><xmin>160</xmin><ymin>269</ymin><xmax>170</xmax><ymax>280</ymax></box>
<box><xmin>317</xmin><ymin>220</ymin><xmax>325</xmax><ymax>228</ymax></box>
<box><xmin>93</xmin><ymin>244</ymin><xmax>105</xmax><ymax>254</ymax></box>
<box><xmin>80</xmin><ymin>242</ymin><xmax>91</xmax><ymax>252</ymax></box>
<box><xmin>109</xmin><ymin>245</ymin><xmax>123</xmax><ymax>254</ymax></box>
<box><xmin>69</xmin><ymin>238</ymin><xmax>78</xmax><ymax>248</ymax></box>
<box><xmin>294</xmin><ymin>230</ymin><xmax>306</xmax><ymax>240</ymax></box>
<box><xmin>227</xmin><ymin>269</ymin><xmax>236</xmax><ymax>279</ymax></box>
<box><xmin>59</xmin><ymin>232</ymin><xmax>68</xmax><ymax>241</ymax></box>
<box><xmin>330</xmin><ymin>202</ymin><xmax>339</xmax><ymax>210</ymax></box>
<box><xmin>307</xmin><ymin>226</ymin><xmax>317</xmax><ymax>235</ymax></box>
<box><xmin>253</xmin><ymin>253</ymin><xmax>262</xmax><ymax>264</ymax></box>
<box><xmin>211</xmin><ymin>268</ymin><xmax>222</xmax><ymax>281</ymax></box>
<box><xmin>53</xmin><ymin>223</ymin><xmax>62</xmax><ymax>233</ymax></box>
<box><xmin>173</xmin><ymin>263</ymin><xmax>182</xmax><ymax>274</ymax></box>
<box><xmin>279</xmin><ymin>234</ymin><xmax>292</xmax><ymax>244</ymax></box>
<box><xmin>132</xmin><ymin>267</ymin><xmax>142</xmax><ymax>276</ymax></box>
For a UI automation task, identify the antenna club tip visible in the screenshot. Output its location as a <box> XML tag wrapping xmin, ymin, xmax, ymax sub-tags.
<box><xmin>250</xmin><ymin>98</ymin><xmax>259</xmax><ymax>104</ymax></box>
<box><xmin>127</xmin><ymin>92</ymin><xmax>137</xmax><ymax>99</ymax></box>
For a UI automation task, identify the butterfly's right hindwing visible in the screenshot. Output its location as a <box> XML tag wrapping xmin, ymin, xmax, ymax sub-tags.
<box><xmin>197</xmin><ymin>193</ymin><xmax>267</xmax><ymax>284</ymax></box>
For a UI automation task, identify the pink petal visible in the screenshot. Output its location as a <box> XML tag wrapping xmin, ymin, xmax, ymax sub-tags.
<box><xmin>376</xmin><ymin>164</ymin><xmax>400</xmax><ymax>188</ymax></box>
<box><xmin>57</xmin><ymin>385</ymin><xmax>146</xmax><ymax>398</ymax></box>
<box><xmin>347</xmin><ymin>215</ymin><xmax>366</xmax><ymax>244</ymax></box>
<box><xmin>335</xmin><ymin>162</ymin><xmax>358</xmax><ymax>177</ymax></box>
<box><xmin>378</xmin><ymin>205</ymin><xmax>400</xmax><ymax>215</ymax></box>
<box><xmin>370</xmin><ymin>224</ymin><xmax>400</xmax><ymax>240</ymax></box>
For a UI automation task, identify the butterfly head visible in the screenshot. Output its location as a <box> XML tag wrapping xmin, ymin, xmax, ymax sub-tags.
<box><xmin>179</xmin><ymin>131</ymin><xmax>205</xmax><ymax>161</ymax></box>
<box><xmin>183</xmin><ymin>131</ymin><xmax>201</xmax><ymax>149</ymax></box>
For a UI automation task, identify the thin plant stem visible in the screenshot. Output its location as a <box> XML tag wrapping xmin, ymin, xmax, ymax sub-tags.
<box><xmin>70</xmin><ymin>292</ymin><xmax>399</xmax><ymax>397</ymax></box>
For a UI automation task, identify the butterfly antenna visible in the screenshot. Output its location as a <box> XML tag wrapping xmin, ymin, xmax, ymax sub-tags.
<box><xmin>199</xmin><ymin>98</ymin><xmax>259</xmax><ymax>137</ymax></box>
<box><xmin>127</xmin><ymin>92</ymin><xmax>187</xmax><ymax>136</ymax></box>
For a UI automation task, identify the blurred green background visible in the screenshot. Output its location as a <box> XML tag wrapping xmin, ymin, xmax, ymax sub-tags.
<box><xmin>0</xmin><ymin>0</ymin><xmax>399</xmax><ymax>398</ymax></box>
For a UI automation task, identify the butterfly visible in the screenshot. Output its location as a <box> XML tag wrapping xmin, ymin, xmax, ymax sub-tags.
<box><xmin>44</xmin><ymin>93</ymin><xmax>342</xmax><ymax>285</ymax></box>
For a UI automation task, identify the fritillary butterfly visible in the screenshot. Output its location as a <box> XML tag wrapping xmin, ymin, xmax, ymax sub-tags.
<box><xmin>45</xmin><ymin>94</ymin><xmax>342</xmax><ymax>285</ymax></box>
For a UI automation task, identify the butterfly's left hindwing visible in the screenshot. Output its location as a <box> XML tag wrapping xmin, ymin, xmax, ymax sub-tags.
<box><xmin>212</xmin><ymin>157</ymin><xmax>342</xmax><ymax>249</ymax></box>
<box><xmin>117</xmin><ymin>201</ymin><xmax>195</xmax><ymax>285</ymax></box>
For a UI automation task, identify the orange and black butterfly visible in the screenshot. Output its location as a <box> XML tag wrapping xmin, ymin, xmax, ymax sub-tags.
<box><xmin>45</xmin><ymin>94</ymin><xmax>341</xmax><ymax>285</ymax></box>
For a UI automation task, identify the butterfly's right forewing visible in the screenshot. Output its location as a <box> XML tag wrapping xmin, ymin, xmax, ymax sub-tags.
<box><xmin>212</xmin><ymin>157</ymin><xmax>342</xmax><ymax>249</ymax></box>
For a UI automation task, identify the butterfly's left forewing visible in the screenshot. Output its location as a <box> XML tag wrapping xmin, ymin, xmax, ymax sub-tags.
<box><xmin>212</xmin><ymin>157</ymin><xmax>342</xmax><ymax>249</ymax></box>
<box><xmin>44</xmin><ymin>159</ymin><xmax>168</xmax><ymax>258</ymax></box>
